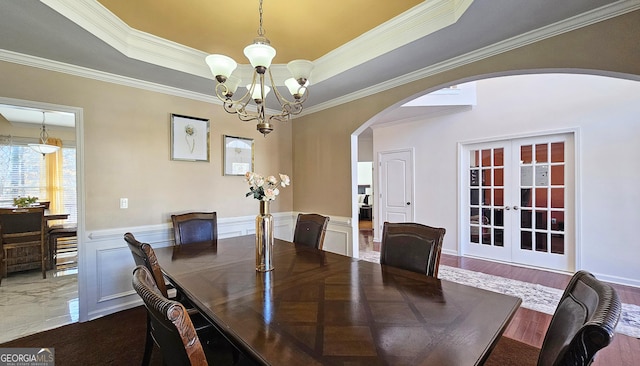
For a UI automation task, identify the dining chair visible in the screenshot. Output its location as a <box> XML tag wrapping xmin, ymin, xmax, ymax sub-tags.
<box><xmin>537</xmin><ymin>270</ymin><xmax>620</xmax><ymax>366</ymax></box>
<box><xmin>132</xmin><ymin>265</ymin><xmax>240</xmax><ymax>366</ymax></box>
<box><xmin>293</xmin><ymin>213</ymin><xmax>329</xmax><ymax>249</ymax></box>
<box><xmin>486</xmin><ymin>270</ymin><xmax>621</xmax><ymax>366</ymax></box>
<box><xmin>124</xmin><ymin>232</ymin><xmax>219</xmax><ymax>366</ymax></box>
<box><xmin>0</xmin><ymin>207</ymin><xmax>47</xmax><ymax>285</ymax></box>
<box><xmin>380</xmin><ymin>222</ymin><xmax>446</xmax><ymax>277</ymax></box>
<box><xmin>171</xmin><ymin>212</ymin><xmax>217</xmax><ymax>246</ymax></box>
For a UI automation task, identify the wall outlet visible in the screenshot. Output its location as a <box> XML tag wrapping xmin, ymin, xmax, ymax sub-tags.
<box><xmin>120</xmin><ymin>198</ymin><xmax>128</xmax><ymax>209</ymax></box>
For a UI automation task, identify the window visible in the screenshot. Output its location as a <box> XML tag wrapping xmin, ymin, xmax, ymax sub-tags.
<box><xmin>0</xmin><ymin>141</ymin><xmax>77</xmax><ymax>223</ymax></box>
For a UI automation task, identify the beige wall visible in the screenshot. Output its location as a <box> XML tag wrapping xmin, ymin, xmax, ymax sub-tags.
<box><xmin>292</xmin><ymin>10</ymin><xmax>640</xmax><ymax>217</ymax></box>
<box><xmin>0</xmin><ymin>63</ymin><xmax>293</xmax><ymax>230</ymax></box>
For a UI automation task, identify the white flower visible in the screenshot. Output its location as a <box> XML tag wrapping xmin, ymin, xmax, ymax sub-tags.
<box><xmin>264</xmin><ymin>188</ymin><xmax>277</xmax><ymax>201</ymax></box>
<box><xmin>279</xmin><ymin>174</ymin><xmax>290</xmax><ymax>187</ymax></box>
<box><xmin>245</xmin><ymin>172</ymin><xmax>291</xmax><ymax>202</ymax></box>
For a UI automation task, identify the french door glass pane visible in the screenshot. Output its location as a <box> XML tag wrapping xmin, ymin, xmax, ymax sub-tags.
<box><xmin>535</xmin><ymin>144</ymin><xmax>548</xmax><ymax>163</ymax></box>
<box><xmin>520</xmin><ymin>141</ymin><xmax>565</xmax><ymax>255</ymax></box>
<box><xmin>469</xmin><ymin>147</ymin><xmax>504</xmax><ymax>247</ymax></box>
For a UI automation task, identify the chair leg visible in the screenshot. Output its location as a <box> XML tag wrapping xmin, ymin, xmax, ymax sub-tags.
<box><xmin>142</xmin><ymin>312</ymin><xmax>153</xmax><ymax>366</ymax></box>
<box><xmin>41</xmin><ymin>244</ymin><xmax>47</xmax><ymax>279</ymax></box>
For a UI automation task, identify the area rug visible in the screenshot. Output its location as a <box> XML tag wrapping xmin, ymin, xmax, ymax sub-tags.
<box><xmin>360</xmin><ymin>250</ymin><xmax>640</xmax><ymax>338</ymax></box>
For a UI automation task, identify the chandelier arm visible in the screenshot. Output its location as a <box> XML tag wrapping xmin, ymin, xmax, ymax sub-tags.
<box><xmin>215</xmin><ymin>83</ymin><xmax>251</xmax><ymax>106</ymax></box>
<box><xmin>267</xmin><ymin>68</ymin><xmax>306</xmax><ymax>108</ymax></box>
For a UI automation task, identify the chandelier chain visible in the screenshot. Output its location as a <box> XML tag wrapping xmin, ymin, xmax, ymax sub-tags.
<box><xmin>257</xmin><ymin>0</ymin><xmax>265</xmax><ymax>37</ymax></box>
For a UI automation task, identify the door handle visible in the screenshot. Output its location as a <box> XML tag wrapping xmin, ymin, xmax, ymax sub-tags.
<box><xmin>406</xmin><ymin>202</ymin><xmax>411</xmax><ymax>206</ymax></box>
<box><xmin>505</xmin><ymin>206</ymin><xmax>511</xmax><ymax>210</ymax></box>
<box><xmin>513</xmin><ymin>205</ymin><xmax>519</xmax><ymax>210</ymax></box>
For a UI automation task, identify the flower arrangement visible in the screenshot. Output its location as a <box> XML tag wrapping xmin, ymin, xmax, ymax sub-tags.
<box><xmin>245</xmin><ymin>172</ymin><xmax>291</xmax><ymax>201</ymax></box>
<box><xmin>13</xmin><ymin>195</ymin><xmax>38</xmax><ymax>208</ymax></box>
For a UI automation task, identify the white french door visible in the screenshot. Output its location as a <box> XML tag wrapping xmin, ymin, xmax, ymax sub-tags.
<box><xmin>462</xmin><ymin>134</ymin><xmax>574</xmax><ymax>272</ymax></box>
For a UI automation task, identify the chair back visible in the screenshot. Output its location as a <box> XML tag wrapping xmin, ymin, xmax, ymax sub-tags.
<box><xmin>171</xmin><ymin>212</ymin><xmax>217</xmax><ymax>246</ymax></box>
<box><xmin>124</xmin><ymin>232</ymin><xmax>168</xmax><ymax>297</ymax></box>
<box><xmin>537</xmin><ymin>270</ymin><xmax>621</xmax><ymax>366</ymax></box>
<box><xmin>293</xmin><ymin>213</ymin><xmax>329</xmax><ymax>249</ymax></box>
<box><xmin>380</xmin><ymin>222</ymin><xmax>446</xmax><ymax>277</ymax></box>
<box><xmin>132</xmin><ymin>265</ymin><xmax>208</xmax><ymax>366</ymax></box>
<box><xmin>0</xmin><ymin>207</ymin><xmax>46</xmax><ymax>280</ymax></box>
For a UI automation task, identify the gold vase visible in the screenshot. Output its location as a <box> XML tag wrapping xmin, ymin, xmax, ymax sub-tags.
<box><xmin>256</xmin><ymin>200</ymin><xmax>274</xmax><ymax>272</ymax></box>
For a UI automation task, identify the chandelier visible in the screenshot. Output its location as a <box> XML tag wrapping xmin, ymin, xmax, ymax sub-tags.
<box><xmin>205</xmin><ymin>0</ymin><xmax>314</xmax><ymax>136</ymax></box>
<box><xmin>28</xmin><ymin>112</ymin><xmax>60</xmax><ymax>156</ymax></box>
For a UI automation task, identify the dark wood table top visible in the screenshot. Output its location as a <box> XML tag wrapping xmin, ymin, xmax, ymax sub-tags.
<box><xmin>154</xmin><ymin>235</ymin><xmax>522</xmax><ymax>366</ymax></box>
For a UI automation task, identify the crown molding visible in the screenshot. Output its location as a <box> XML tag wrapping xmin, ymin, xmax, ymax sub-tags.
<box><xmin>302</xmin><ymin>0</ymin><xmax>640</xmax><ymax>116</ymax></box>
<box><xmin>0</xmin><ymin>50</ymin><xmax>215</xmax><ymax>103</ymax></box>
<box><xmin>40</xmin><ymin>0</ymin><xmax>475</xmax><ymax>85</ymax></box>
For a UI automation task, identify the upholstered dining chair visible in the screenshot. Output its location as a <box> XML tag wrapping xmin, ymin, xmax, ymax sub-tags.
<box><xmin>380</xmin><ymin>222</ymin><xmax>446</xmax><ymax>277</ymax></box>
<box><xmin>293</xmin><ymin>213</ymin><xmax>329</xmax><ymax>249</ymax></box>
<box><xmin>132</xmin><ymin>265</ymin><xmax>240</xmax><ymax>366</ymax></box>
<box><xmin>486</xmin><ymin>270</ymin><xmax>621</xmax><ymax>366</ymax></box>
<box><xmin>538</xmin><ymin>270</ymin><xmax>621</xmax><ymax>365</ymax></box>
<box><xmin>0</xmin><ymin>207</ymin><xmax>47</xmax><ymax>285</ymax></box>
<box><xmin>124</xmin><ymin>232</ymin><xmax>217</xmax><ymax>366</ymax></box>
<box><xmin>171</xmin><ymin>212</ymin><xmax>217</xmax><ymax>246</ymax></box>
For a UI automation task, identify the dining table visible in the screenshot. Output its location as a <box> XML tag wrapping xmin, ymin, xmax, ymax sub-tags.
<box><xmin>153</xmin><ymin>235</ymin><xmax>522</xmax><ymax>365</ymax></box>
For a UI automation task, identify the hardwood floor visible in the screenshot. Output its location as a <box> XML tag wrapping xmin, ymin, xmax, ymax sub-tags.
<box><xmin>358</xmin><ymin>219</ymin><xmax>640</xmax><ymax>365</ymax></box>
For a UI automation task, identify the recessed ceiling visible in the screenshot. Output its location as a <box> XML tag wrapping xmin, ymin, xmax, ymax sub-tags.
<box><xmin>97</xmin><ymin>0</ymin><xmax>424</xmax><ymax>63</ymax></box>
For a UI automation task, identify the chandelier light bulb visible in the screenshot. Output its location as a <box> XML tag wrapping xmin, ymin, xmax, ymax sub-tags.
<box><xmin>205</xmin><ymin>54</ymin><xmax>237</xmax><ymax>82</ymax></box>
<box><xmin>285</xmin><ymin>78</ymin><xmax>308</xmax><ymax>98</ymax></box>
<box><xmin>243</xmin><ymin>42</ymin><xmax>276</xmax><ymax>70</ymax></box>
<box><xmin>247</xmin><ymin>84</ymin><xmax>271</xmax><ymax>102</ymax></box>
<box><xmin>287</xmin><ymin>60</ymin><xmax>314</xmax><ymax>85</ymax></box>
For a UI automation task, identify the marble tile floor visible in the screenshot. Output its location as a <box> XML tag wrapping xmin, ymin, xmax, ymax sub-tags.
<box><xmin>0</xmin><ymin>269</ymin><xmax>78</xmax><ymax>344</ymax></box>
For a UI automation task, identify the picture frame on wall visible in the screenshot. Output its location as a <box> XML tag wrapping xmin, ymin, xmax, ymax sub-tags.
<box><xmin>223</xmin><ymin>135</ymin><xmax>254</xmax><ymax>175</ymax></box>
<box><xmin>170</xmin><ymin>114</ymin><xmax>210</xmax><ymax>162</ymax></box>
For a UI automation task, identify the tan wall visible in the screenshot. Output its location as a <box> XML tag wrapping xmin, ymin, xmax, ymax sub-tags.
<box><xmin>0</xmin><ymin>63</ymin><xmax>293</xmax><ymax>230</ymax></box>
<box><xmin>292</xmin><ymin>10</ymin><xmax>640</xmax><ymax>216</ymax></box>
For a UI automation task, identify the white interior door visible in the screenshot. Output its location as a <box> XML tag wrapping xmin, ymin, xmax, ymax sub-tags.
<box><xmin>379</xmin><ymin>150</ymin><xmax>413</xmax><ymax>226</ymax></box>
<box><xmin>462</xmin><ymin>134</ymin><xmax>574</xmax><ymax>271</ymax></box>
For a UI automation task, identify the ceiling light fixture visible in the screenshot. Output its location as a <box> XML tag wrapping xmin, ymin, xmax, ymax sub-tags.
<box><xmin>205</xmin><ymin>0</ymin><xmax>314</xmax><ymax>136</ymax></box>
<box><xmin>28</xmin><ymin>112</ymin><xmax>60</xmax><ymax>156</ymax></box>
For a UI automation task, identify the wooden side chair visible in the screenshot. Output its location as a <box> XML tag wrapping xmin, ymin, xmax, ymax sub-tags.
<box><xmin>125</xmin><ymin>232</ymin><xmax>221</xmax><ymax>366</ymax></box>
<box><xmin>171</xmin><ymin>212</ymin><xmax>217</xmax><ymax>246</ymax></box>
<box><xmin>0</xmin><ymin>207</ymin><xmax>47</xmax><ymax>285</ymax></box>
<box><xmin>380</xmin><ymin>222</ymin><xmax>446</xmax><ymax>277</ymax></box>
<box><xmin>293</xmin><ymin>213</ymin><xmax>329</xmax><ymax>249</ymax></box>
<box><xmin>132</xmin><ymin>265</ymin><xmax>240</xmax><ymax>366</ymax></box>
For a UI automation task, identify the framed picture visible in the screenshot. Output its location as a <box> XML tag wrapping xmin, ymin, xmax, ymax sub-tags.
<box><xmin>170</xmin><ymin>114</ymin><xmax>210</xmax><ymax>162</ymax></box>
<box><xmin>223</xmin><ymin>135</ymin><xmax>254</xmax><ymax>175</ymax></box>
